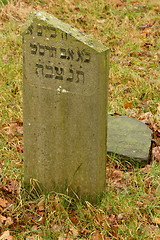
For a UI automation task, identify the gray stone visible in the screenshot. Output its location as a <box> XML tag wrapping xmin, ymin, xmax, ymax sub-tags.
<box><xmin>22</xmin><ymin>10</ymin><xmax>109</xmax><ymax>202</ymax></box>
<box><xmin>107</xmin><ymin>115</ymin><xmax>153</xmax><ymax>166</ymax></box>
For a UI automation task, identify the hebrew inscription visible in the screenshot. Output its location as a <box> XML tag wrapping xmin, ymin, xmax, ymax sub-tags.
<box><xmin>24</xmin><ymin>22</ymin><xmax>95</xmax><ymax>94</ymax></box>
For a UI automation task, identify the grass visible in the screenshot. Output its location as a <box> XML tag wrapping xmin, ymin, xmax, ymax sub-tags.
<box><xmin>0</xmin><ymin>0</ymin><xmax>160</xmax><ymax>239</ymax></box>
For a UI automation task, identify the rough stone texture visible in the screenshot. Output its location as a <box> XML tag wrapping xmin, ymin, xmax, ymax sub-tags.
<box><xmin>107</xmin><ymin>115</ymin><xmax>153</xmax><ymax>166</ymax></box>
<box><xmin>22</xmin><ymin>11</ymin><xmax>109</xmax><ymax>202</ymax></box>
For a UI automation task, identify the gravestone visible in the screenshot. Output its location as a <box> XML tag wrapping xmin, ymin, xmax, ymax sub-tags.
<box><xmin>107</xmin><ymin>115</ymin><xmax>153</xmax><ymax>166</ymax></box>
<box><xmin>22</xmin><ymin>11</ymin><xmax>109</xmax><ymax>202</ymax></box>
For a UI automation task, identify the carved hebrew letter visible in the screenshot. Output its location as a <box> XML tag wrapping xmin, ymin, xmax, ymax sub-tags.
<box><xmin>28</xmin><ymin>25</ymin><xmax>33</xmax><ymax>35</ymax></box>
<box><xmin>30</xmin><ymin>43</ymin><xmax>37</xmax><ymax>55</ymax></box>
<box><xmin>39</xmin><ymin>44</ymin><xmax>45</xmax><ymax>56</ymax></box>
<box><xmin>67</xmin><ymin>49</ymin><xmax>74</xmax><ymax>60</ymax></box>
<box><xmin>37</xmin><ymin>24</ymin><xmax>43</xmax><ymax>36</ymax></box>
<box><xmin>76</xmin><ymin>70</ymin><xmax>84</xmax><ymax>83</ymax></box>
<box><xmin>60</xmin><ymin>48</ymin><xmax>67</xmax><ymax>59</ymax></box>
<box><xmin>45</xmin><ymin>46</ymin><xmax>57</xmax><ymax>57</ymax></box>
<box><xmin>36</xmin><ymin>63</ymin><xmax>44</xmax><ymax>77</ymax></box>
<box><xmin>84</xmin><ymin>51</ymin><xmax>91</xmax><ymax>63</ymax></box>
<box><xmin>67</xmin><ymin>68</ymin><xmax>74</xmax><ymax>82</ymax></box>
<box><xmin>55</xmin><ymin>66</ymin><xmax>64</xmax><ymax>80</ymax></box>
<box><xmin>45</xmin><ymin>65</ymin><xmax>54</xmax><ymax>78</ymax></box>
<box><xmin>61</xmin><ymin>32</ymin><xmax>67</xmax><ymax>40</ymax></box>
<box><xmin>49</xmin><ymin>26</ymin><xmax>57</xmax><ymax>38</ymax></box>
<box><xmin>76</xmin><ymin>48</ymin><xmax>84</xmax><ymax>62</ymax></box>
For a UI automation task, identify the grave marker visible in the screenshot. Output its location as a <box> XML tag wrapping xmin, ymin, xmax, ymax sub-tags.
<box><xmin>22</xmin><ymin>11</ymin><xmax>109</xmax><ymax>202</ymax></box>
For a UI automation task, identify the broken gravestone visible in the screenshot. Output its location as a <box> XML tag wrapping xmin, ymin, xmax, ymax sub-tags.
<box><xmin>107</xmin><ymin>115</ymin><xmax>153</xmax><ymax>166</ymax></box>
<box><xmin>22</xmin><ymin>11</ymin><xmax>109</xmax><ymax>202</ymax></box>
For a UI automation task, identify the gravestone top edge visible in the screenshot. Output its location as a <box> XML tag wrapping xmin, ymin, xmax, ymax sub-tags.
<box><xmin>21</xmin><ymin>10</ymin><xmax>109</xmax><ymax>53</ymax></box>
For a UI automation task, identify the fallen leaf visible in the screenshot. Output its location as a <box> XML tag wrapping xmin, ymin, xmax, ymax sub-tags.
<box><xmin>0</xmin><ymin>198</ymin><xmax>7</xmax><ymax>208</ymax></box>
<box><xmin>53</xmin><ymin>224</ymin><xmax>61</xmax><ymax>232</ymax></box>
<box><xmin>0</xmin><ymin>215</ymin><xmax>6</xmax><ymax>224</ymax></box>
<box><xmin>112</xmin><ymin>170</ymin><xmax>123</xmax><ymax>179</ymax></box>
<box><xmin>139</xmin><ymin>24</ymin><xmax>148</xmax><ymax>30</ymax></box>
<box><xmin>5</xmin><ymin>217</ymin><xmax>14</xmax><ymax>226</ymax></box>
<box><xmin>0</xmin><ymin>230</ymin><xmax>14</xmax><ymax>240</ymax></box>
<box><xmin>141</xmin><ymin>32</ymin><xmax>147</xmax><ymax>38</ymax></box>
<box><xmin>107</xmin><ymin>214</ymin><xmax>116</xmax><ymax>223</ymax></box>
<box><xmin>92</xmin><ymin>231</ymin><xmax>102</xmax><ymax>240</ymax></box>
<box><xmin>5</xmin><ymin>180</ymin><xmax>19</xmax><ymax>193</ymax></box>
<box><xmin>154</xmin><ymin>6</ymin><xmax>159</xmax><ymax>12</ymax></box>
<box><xmin>31</xmin><ymin>225</ymin><xmax>38</xmax><ymax>231</ymax></box>
<box><xmin>3</xmin><ymin>122</ymin><xmax>23</xmax><ymax>138</ymax></box>
<box><xmin>58</xmin><ymin>234</ymin><xmax>69</xmax><ymax>240</ymax></box>
<box><xmin>155</xmin><ymin>236</ymin><xmax>160</xmax><ymax>240</ymax></box>
<box><xmin>2</xmin><ymin>55</ymin><xmax>9</xmax><ymax>63</ymax></box>
<box><xmin>117</xmin><ymin>213</ymin><xmax>124</xmax><ymax>220</ymax></box>
<box><xmin>124</xmin><ymin>102</ymin><xmax>133</xmax><ymax>109</ymax></box>
<box><xmin>38</xmin><ymin>205</ymin><xmax>45</xmax><ymax>211</ymax></box>
<box><xmin>3</xmin><ymin>124</ymin><xmax>16</xmax><ymax>137</ymax></box>
<box><xmin>26</xmin><ymin>236</ymin><xmax>40</xmax><ymax>240</ymax></box>
<box><xmin>152</xmin><ymin>147</ymin><xmax>160</xmax><ymax>161</ymax></box>
<box><xmin>70</xmin><ymin>226</ymin><xmax>79</xmax><ymax>237</ymax></box>
<box><xmin>38</xmin><ymin>199</ymin><xmax>45</xmax><ymax>211</ymax></box>
<box><xmin>97</xmin><ymin>19</ymin><xmax>106</xmax><ymax>23</ymax></box>
<box><xmin>155</xmin><ymin>217</ymin><xmax>160</xmax><ymax>225</ymax></box>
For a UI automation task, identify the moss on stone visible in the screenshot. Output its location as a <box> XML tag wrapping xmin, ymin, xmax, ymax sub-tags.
<box><xmin>21</xmin><ymin>10</ymin><xmax>108</xmax><ymax>53</ymax></box>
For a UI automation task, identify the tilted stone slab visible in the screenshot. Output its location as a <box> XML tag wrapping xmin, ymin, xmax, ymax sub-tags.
<box><xmin>22</xmin><ymin>11</ymin><xmax>109</xmax><ymax>202</ymax></box>
<box><xmin>107</xmin><ymin>115</ymin><xmax>153</xmax><ymax>166</ymax></box>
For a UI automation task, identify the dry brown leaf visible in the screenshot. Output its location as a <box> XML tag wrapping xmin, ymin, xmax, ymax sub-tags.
<box><xmin>97</xmin><ymin>19</ymin><xmax>106</xmax><ymax>23</ymax></box>
<box><xmin>38</xmin><ymin>199</ymin><xmax>45</xmax><ymax>211</ymax></box>
<box><xmin>53</xmin><ymin>224</ymin><xmax>61</xmax><ymax>232</ymax></box>
<box><xmin>92</xmin><ymin>231</ymin><xmax>102</xmax><ymax>240</ymax></box>
<box><xmin>5</xmin><ymin>180</ymin><xmax>19</xmax><ymax>193</ymax></box>
<box><xmin>5</xmin><ymin>217</ymin><xmax>14</xmax><ymax>226</ymax></box>
<box><xmin>0</xmin><ymin>215</ymin><xmax>6</xmax><ymax>224</ymax></box>
<box><xmin>31</xmin><ymin>225</ymin><xmax>38</xmax><ymax>231</ymax></box>
<box><xmin>124</xmin><ymin>102</ymin><xmax>133</xmax><ymax>109</ymax></box>
<box><xmin>26</xmin><ymin>234</ymin><xmax>43</xmax><ymax>240</ymax></box>
<box><xmin>140</xmin><ymin>165</ymin><xmax>151</xmax><ymax>175</ymax></box>
<box><xmin>107</xmin><ymin>214</ymin><xmax>116</xmax><ymax>223</ymax></box>
<box><xmin>3</xmin><ymin>123</ymin><xmax>23</xmax><ymax>138</ymax></box>
<box><xmin>2</xmin><ymin>54</ymin><xmax>8</xmax><ymax>63</ymax></box>
<box><xmin>154</xmin><ymin>6</ymin><xmax>159</xmax><ymax>12</ymax></box>
<box><xmin>155</xmin><ymin>236</ymin><xmax>160</xmax><ymax>240</ymax></box>
<box><xmin>153</xmin><ymin>147</ymin><xmax>160</xmax><ymax>161</ymax></box>
<box><xmin>26</xmin><ymin>236</ymin><xmax>41</xmax><ymax>240</ymax></box>
<box><xmin>70</xmin><ymin>226</ymin><xmax>79</xmax><ymax>237</ymax></box>
<box><xmin>3</xmin><ymin>124</ymin><xmax>17</xmax><ymax>137</ymax></box>
<box><xmin>0</xmin><ymin>198</ymin><xmax>7</xmax><ymax>208</ymax></box>
<box><xmin>155</xmin><ymin>217</ymin><xmax>160</xmax><ymax>225</ymax></box>
<box><xmin>58</xmin><ymin>234</ymin><xmax>69</xmax><ymax>240</ymax></box>
<box><xmin>38</xmin><ymin>205</ymin><xmax>45</xmax><ymax>211</ymax></box>
<box><xmin>0</xmin><ymin>230</ymin><xmax>14</xmax><ymax>240</ymax></box>
<box><xmin>112</xmin><ymin>170</ymin><xmax>123</xmax><ymax>179</ymax></box>
<box><xmin>117</xmin><ymin>213</ymin><xmax>124</xmax><ymax>220</ymax></box>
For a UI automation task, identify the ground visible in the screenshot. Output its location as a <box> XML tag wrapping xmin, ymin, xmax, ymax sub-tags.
<box><xmin>0</xmin><ymin>0</ymin><xmax>160</xmax><ymax>239</ymax></box>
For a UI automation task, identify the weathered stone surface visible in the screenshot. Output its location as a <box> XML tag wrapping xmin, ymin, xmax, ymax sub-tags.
<box><xmin>107</xmin><ymin>115</ymin><xmax>153</xmax><ymax>166</ymax></box>
<box><xmin>22</xmin><ymin>11</ymin><xmax>109</xmax><ymax>201</ymax></box>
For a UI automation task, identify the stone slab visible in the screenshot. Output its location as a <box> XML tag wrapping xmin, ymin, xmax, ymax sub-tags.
<box><xmin>22</xmin><ymin>11</ymin><xmax>109</xmax><ymax>202</ymax></box>
<box><xmin>107</xmin><ymin>115</ymin><xmax>153</xmax><ymax>166</ymax></box>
